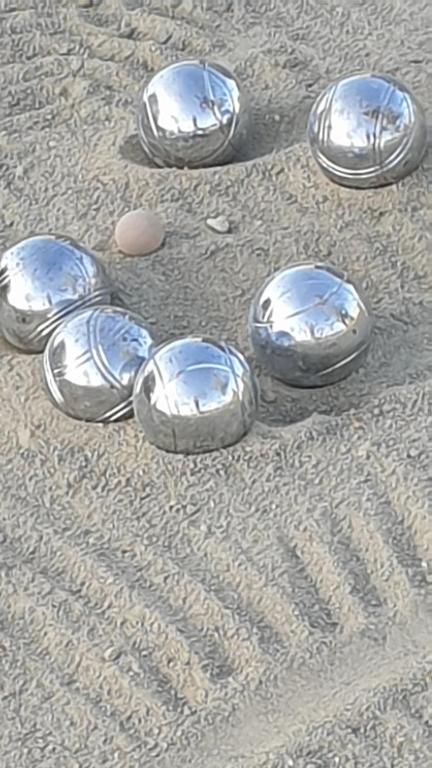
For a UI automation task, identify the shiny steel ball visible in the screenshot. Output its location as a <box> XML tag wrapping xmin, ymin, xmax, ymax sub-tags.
<box><xmin>43</xmin><ymin>305</ymin><xmax>154</xmax><ymax>422</ymax></box>
<box><xmin>249</xmin><ymin>263</ymin><xmax>373</xmax><ymax>387</ymax></box>
<box><xmin>0</xmin><ymin>235</ymin><xmax>114</xmax><ymax>352</ymax></box>
<box><xmin>137</xmin><ymin>59</ymin><xmax>249</xmax><ymax>169</ymax></box>
<box><xmin>307</xmin><ymin>73</ymin><xmax>427</xmax><ymax>188</ymax></box>
<box><xmin>133</xmin><ymin>336</ymin><xmax>259</xmax><ymax>453</ymax></box>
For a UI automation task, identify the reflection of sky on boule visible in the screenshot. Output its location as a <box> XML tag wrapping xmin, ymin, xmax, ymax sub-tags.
<box><xmin>5</xmin><ymin>240</ymin><xmax>91</xmax><ymax>312</ymax></box>
<box><xmin>324</xmin><ymin>79</ymin><xmax>410</xmax><ymax>166</ymax></box>
<box><xmin>156</xmin><ymin>365</ymin><xmax>234</xmax><ymax>417</ymax></box>
<box><xmin>50</xmin><ymin>311</ymin><xmax>152</xmax><ymax>389</ymax></box>
<box><xmin>148</xmin><ymin>67</ymin><xmax>230</xmax><ymax>136</ymax></box>
<box><xmin>53</xmin><ymin>335</ymin><xmax>95</xmax><ymax>388</ymax></box>
<box><xmin>257</xmin><ymin>267</ymin><xmax>362</xmax><ymax>343</ymax></box>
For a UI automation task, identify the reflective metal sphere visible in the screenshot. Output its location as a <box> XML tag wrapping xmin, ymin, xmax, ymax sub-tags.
<box><xmin>249</xmin><ymin>263</ymin><xmax>373</xmax><ymax>387</ymax></box>
<box><xmin>137</xmin><ymin>59</ymin><xmax>249</xmax><ymax>168</ymax></box>
<box><xmin>0</xmin><ymin>235</ymin><xmax>114</xmax><ymax>352</ymax></box>
<box><xmin>43</xmin><ymin>306</ymin><xmax>154</xmax><ymax>422</ymax></box>
<box><xmin>307</xmin><ymin>73</ymin><xmax>427</xmax><ymax>188</ymax></box>
<box><xmin>133</xmin><ymin>337</ymin><xmax>259</xmax><ymax>453</ymax></box>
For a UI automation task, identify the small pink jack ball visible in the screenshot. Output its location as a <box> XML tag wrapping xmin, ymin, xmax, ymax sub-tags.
<box><xmin>114</xmin><ymin>209</ymin><xmax>165</xmax><ymax>256</ymax></box>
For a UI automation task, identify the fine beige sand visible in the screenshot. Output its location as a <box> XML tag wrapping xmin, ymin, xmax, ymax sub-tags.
<box><xmin>0</xmin><ymin>1</ymin><xmax>431</xmax><ymax>766</ymax></box>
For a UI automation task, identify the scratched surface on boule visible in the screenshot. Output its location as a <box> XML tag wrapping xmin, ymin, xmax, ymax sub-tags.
<box><xmin>0</xmin><ymin>0</ymin><xmax>431</xmax><ymax>767</ymax></box>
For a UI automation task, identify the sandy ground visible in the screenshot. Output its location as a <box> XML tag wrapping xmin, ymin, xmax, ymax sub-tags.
<box><xmin>0</xmin><ymin>0</ymin><xmax>431</xmax><ymax>766</ymax></box>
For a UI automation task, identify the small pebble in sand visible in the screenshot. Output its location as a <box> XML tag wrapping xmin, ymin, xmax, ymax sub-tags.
<box><xmin>115</xmin><ymin>209</ymin><xmax>165</xmax><ymax>256</ymax></box>
<box><xmin>104</xmin><ymin>646</ymin><xmax>122</xmax><ymax>662</ymax></box>
<box><xmin>205</xmin><ymin>215</ymin><xmax>231</xmax><ymax>234</ymax></box>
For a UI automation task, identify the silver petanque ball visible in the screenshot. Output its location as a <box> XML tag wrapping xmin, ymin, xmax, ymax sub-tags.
<box><xmin>137</xmin><ymin>59</ymin><xmax>249</xmax><ymax>168</ymax></box>
<box><xmin>0</xmin><ymin>235</ymin><xmax>114</xmax><ymax>352</ymax></box>
<box><xmin>307</xmin><ymin>73</ymin><xmax>427</xmax><ymax>188</ymax></box>
<box><xmin>249</xmin><ymin>263</ymin><xmax>373</xmax><ymax>387</ymax></box>
<box><xmin>43</xmin><ymin>305</ymin><xmax>154</xmax><ymax>422</ymax></box>
<box><xmin>133</xmin><ymin>336</ymin><xmax>259</xmax><ymax>454</ymax></box>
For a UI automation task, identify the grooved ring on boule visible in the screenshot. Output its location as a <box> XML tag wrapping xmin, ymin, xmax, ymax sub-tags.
<box><xmin>307</xmin><ymin>72</ymin><xmax>427</xmax><ymax>188</ymax></box>
<box><xmin>0</xmin><ymin>234</ymin><xmax>114</xmax><ymax>352</ymax></box>
<box><xmin>249</xmin><ymin>262</ymin><xmax>373</xmax><ymax>387</ymax></box>
<box><xmin>43</xmin><ymin>305</ymin><xmax>154</xmax><ymax>422</ymax></box>
<box><xmin>137</xmin><ymin>59</ymin><xmax>250</xmax><ymax>169</ymax></box>
<box><xmin>133</xmin><ymin>336</ymin><xmax>259</xmax><ymax>453</ymax></box>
